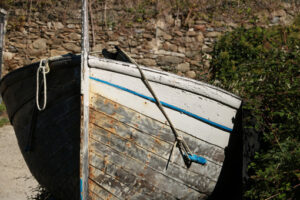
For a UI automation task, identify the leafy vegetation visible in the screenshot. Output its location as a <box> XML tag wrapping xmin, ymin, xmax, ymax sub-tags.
<box><xmin>130</xmin><ymin>0</ymin><xmax>157</xmax><ymax>23</ymax></box>
<box><xmin>211</xmin><ymin>19</ymin><xmax>300</xmax><ymax>199</ymax></box>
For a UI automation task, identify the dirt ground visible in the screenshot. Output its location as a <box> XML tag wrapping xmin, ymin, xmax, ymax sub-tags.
<box><xmin>0</xmin><ymin>125</ymin><xmax>39</xmax><ymax>200</ymax></box>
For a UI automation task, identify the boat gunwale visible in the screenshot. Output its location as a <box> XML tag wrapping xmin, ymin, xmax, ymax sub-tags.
<box><xmin>0</xmin><ymin>54</ymin><xmax>80</xmax><ymax>93</ymax></box>
<box><xmin>88</xmin><ymin>56</ymin><xmax>242</xmax><ymax>110</ymax></box>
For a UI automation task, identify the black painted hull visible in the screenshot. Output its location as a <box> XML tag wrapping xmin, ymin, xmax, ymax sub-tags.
<box><xmin>0</xmin><ymin>55</ymin><xmax>81</xmax><ymax>200</ymax></box>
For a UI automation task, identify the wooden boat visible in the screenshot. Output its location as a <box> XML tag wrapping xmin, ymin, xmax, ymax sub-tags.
<box><xmin>0</xmin><ymin>54</ymin><xmax>81</xmax><ymax>200</ymax></box>
<box><xmin>84</xmin><ymin>56</ymin><xmax>242</xmax><ymax>199</ymax></box>
<box><xmin>0</xmin><ymin>1</ymin><xmax>242</xmax><ymax>199</ymax></box>
<box><xmin>0</xmin><ymin>54</ymin><xmax>242</xmax><ymax>200</ymax></box>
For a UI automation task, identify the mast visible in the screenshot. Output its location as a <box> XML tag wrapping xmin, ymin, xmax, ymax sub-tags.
<box><xmin>80</xmin><ymin>0</ymin><xmax>90</xmax><ymax>199</ymax></box>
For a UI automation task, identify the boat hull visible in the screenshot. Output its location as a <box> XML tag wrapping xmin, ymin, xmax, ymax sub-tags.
<box><xmin>0</xmin><ymin>54</ymin><xmax>81</xmax><ymax>200</ymax></box>
<box><xmin>0</xmin><ymin>55</ymin><xmax>242</xmax><ymax>199</ymax></box>
<box><xmin>84</xmin><ymin>56</ymin><xmax>243</xmax><ymax>199</ymax></box>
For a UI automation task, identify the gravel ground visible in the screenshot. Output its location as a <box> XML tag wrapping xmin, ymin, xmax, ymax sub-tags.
<box><xmin>0</xmin><ymin>125</ymin><xmax>42</xmax><ymax>200</ymax></box>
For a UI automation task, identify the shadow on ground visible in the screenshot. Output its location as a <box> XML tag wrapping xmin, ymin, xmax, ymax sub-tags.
<box><xmin>29</xmin><ymin>186</ymin><xmax>56</xmax><ymax>200</ymax></box>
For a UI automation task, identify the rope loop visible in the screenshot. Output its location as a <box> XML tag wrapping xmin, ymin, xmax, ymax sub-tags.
<box><xmin>36</xmin><ymin>59</ymin><xmax>50</xmax><ymax>111</ymax></box>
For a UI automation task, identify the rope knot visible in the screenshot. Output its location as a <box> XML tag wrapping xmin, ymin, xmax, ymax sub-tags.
<box><xmin>176</xmin><ymin>136</ymin><xmax>183</xmax><ymax>142</ymax></box>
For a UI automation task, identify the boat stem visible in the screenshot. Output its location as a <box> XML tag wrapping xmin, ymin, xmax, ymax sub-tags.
<box><xmin>80</xmin><ymin>0</ymin><xmax>90</xmax><ymax>200</ymax></box>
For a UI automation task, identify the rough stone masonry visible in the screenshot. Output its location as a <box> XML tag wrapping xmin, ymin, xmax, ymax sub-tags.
<box><xmin>2</xmin><ymin>1</ymin><xmax>299</xmax><ymax>82</ymax></box>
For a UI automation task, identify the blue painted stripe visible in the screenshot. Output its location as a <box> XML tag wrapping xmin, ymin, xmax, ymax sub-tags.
<box><xmin>90</xmin><ymin>76</ymin><xmax>232</xmax><ymax>132</ymax></box>
<box><xmin>80</xmin><ymin>179</ymin><xmax>83</xmax><ymax>200</ymax></box>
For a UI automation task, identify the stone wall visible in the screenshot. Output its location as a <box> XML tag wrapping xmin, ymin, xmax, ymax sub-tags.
<box><xmin>2</xmin><ymin>0</ymin><xmax>299</xmax><ymax>81</ymax></box>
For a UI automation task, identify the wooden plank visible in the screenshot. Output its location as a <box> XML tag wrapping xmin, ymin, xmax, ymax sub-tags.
<box><xmin>89</xmin><ymin>152</ymin><xmax>177</xmax><ymax>200</ymax></box>
<box><xmin>89</xmin><ymin>124</ymin><xmax>218</xmax><ymax>192</ymax></box>
<box><xmin>90</xmin><ymin>94</ymin><xmax>225</xmax><ymax>164</ymax></box>
<box><xmin>90</xmin><ymin>80</ymin><xmax>231</xmax><ymax>148</ymax></box>
<box><xmin>90</xmin><ymin>110</ymin><xmax>171</xmax><ymax>158</ymax></box>
<box><xmin>88</xmin><ymin>56</ymin><xmax>242</xmax><ymax>109</ymax></box>
<box><xmin>90</xmin><ymin>165</ymin><xmax>137</xmax><ymax>198</ymax></box>
<box><xmin>80</xmin><ymin>0</ymin><xmax>90</xmax><ymax>199</ymax></box>
<box><xmin>89</xmin><ymin>110</ymin><xmax>222</xmax><ymax>181</ymax></box>
<box><xmin>90</xmin><ymin>68</ymin><xmax>237</xmax><ymax>129</ymax></box>
<box><xmin>89</xmin><ymin>178</ymin><xmax>120</xmax><ymax>200</ymax></box>
<box><xmin>88</xmin><ymin>191</ymin><xmax>104</xmax><ymax>200</ymax></box>
<box><xmin>89</xmin><ymin>138</ymin><xmax>209</xmax><ymax>198</ymax></box>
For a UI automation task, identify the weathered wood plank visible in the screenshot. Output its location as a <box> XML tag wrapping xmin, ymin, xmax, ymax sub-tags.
<box><xmin>89</xmin><ymin>179</ymin><xmax>120</xmax><ymax>200</ymax></box>
<box><xmin>88</xmin><ymin>191</ymin><xmax>104</xmax><ymax>200</ymax></box>
<box><xmin>89</xmin><ymin>107</ymin><xmax>223</xmax><ymax>168</ymax></box>
<box><xmin>90</xmin><ymin>93</ymin><xmax>225</xmax><ymax>164</ymax></box>
<box><xmin>88</xmin><ymin>57</ymin><xmax>242</xmax><ymax>109</ymax></box>
<box><xmin>89</xmin><ymin>68</ymin><xmax>237</xmax><ymax>129</ymax></box>
<box><xmin>90</xmin><ymin>165</ymin><xmax>165</xmax><ymax>199</ymax></box>
<box><xmin>90</xmin><ymin>165</ymin><xmax>127</xmax><ymax>198</ymax></box>
<box><xmin>81</xmin><ymin>0</ymin><xmax>90</xmax><ymax>199</ymax></box>
<box><xmin>89</xmin><ymin>124</ymin><xmax>217</xmax><ymax>192</ymax></box>
<box><xmin>89</xmin><ymin>113</ymin><xmax>222</xmax><ymax>181</ymax></box>
<box><xmin>89</xmin><ymin>152</ymin><xmax>177</xmax><ymax>200</ymax></box>
<box><xmin>90</xmin><ymin>80</ymin><xmax>230</xmax><ymax>148</ymax></box>
<box><xmin>89</xmin><ymin>138</ymin><xmax>209</xmax><ymax>199</ymax></box>
<box><xmin>90</xmin><ymin>109</ymin><xmax>171</xmax><ymax>158</ymax></box>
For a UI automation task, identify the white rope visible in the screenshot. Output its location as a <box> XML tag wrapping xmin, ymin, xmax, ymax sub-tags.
<box><xmin>36</xmin><ymin>59</ymin><xmax>50</xmax><ymax>111</ymax></box>
<box><xmin>117</xmin><ymin>48</ymin><xmax>193</xmax><ymax>168</ymax></box>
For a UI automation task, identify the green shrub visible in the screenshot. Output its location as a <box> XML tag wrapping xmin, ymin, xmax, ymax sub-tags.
<box><xmin>211</xmin><ymin>21</ymin><xmax>300</xmax><ymax>199</ymax></box>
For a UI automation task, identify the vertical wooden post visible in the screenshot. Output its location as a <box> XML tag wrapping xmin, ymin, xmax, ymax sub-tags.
<box><xmin>80</xmin><ymin>0</ymin><xmax>90</xmax><ymax>199</ymax></box>
<box><xmin>0</xmin><ymin>9</ymin><xmax>7</xmax><ymax>79</ymax></box>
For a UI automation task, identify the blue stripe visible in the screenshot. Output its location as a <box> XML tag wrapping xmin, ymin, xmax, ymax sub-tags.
<box><xmin>80</xmin><ymin>179</ymin><xmax>83</xmax><ymax>200</ymax></box>
<box><xmin>90</xmin><ymin>76</ymin><xmax>232</xmax><ymax>132</ymax></box>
